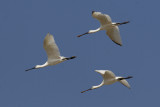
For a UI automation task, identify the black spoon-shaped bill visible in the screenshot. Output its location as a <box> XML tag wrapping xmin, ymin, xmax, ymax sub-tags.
<box><xmin>25</xmin><ymin>67</ymin><xmax>36</xmax><ymax>71</ymax></box>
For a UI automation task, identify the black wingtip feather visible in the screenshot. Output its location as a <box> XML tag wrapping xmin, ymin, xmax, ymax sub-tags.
<box><xmin>112</xmin><ymin>40</ymin><xmax>122</xmax><ymax>46</ymax></box>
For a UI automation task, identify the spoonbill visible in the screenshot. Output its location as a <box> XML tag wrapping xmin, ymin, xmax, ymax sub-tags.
<box><xmin>77</xmin><ymin>11</ymin><xmax>129</xmax><ymax>46</ymax></box>
<box><xmin>25</xmin><ymin>33</ymin><xmax>76</xmax><ymax>71</ymax></box>
<box><xmin>81</xmin><ymin>70</ymin><xmax>132</xmax><ymax>93</ymax></box>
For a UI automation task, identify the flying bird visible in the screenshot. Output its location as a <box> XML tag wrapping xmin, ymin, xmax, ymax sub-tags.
<box><xmin>81</xmin><ymin>70</ymin><xmax>132</xmax><ymax>93</ymax></box>
<box><xmin>25</xmin><ymin>33</ymin><xmax>76</xmax><ymax>71</ymax></box>
<box><xmin>77</xmin><ymin>11</ymin><xmax>129</xmax><ymax>46</ymax></box>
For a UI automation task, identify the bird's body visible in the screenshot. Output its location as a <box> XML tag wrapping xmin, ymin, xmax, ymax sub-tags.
<box><xmin>25</xmin><ymin>33</ymin><xmax>76</xmax><ymax>71</ymax></box>
<box><xmin>103</xmin><ymin>78</ymin><xmax>117</xmax><ymax>85</ymax></box>
<box><xmin>77</xmin><ymin>11</ymin><xmax>129</xmax><ymax>46</ymax></box>
<box><xmin>81</xmin><ymin>70</ymin><xmax>132</xmax><ymax>93</ymax></box>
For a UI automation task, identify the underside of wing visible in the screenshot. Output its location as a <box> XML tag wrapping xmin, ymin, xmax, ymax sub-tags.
<box><xmin>92</xmin><ymin>12</ymin><xmax>112</xmax><ymax>26</ymax></box>
<box><xmin>119</xmin><ymin>79</ymin><xmax>130</xmax><ymax>89</ymax></box>
<box><xmin>43</xmin><ymin>33</ymin><xmax>60</xmax><ymax>60</ymax></box>
<box><xmin>106</xmin><ymin>26</ymin><xmax>122</xmax><ymax>46</ymax></box>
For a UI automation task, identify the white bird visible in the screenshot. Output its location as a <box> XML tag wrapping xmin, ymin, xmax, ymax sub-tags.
<box><xmin>77</xmin><ymin>11</ymin><xmax>129</xmax><ymax>46</ymax></box>
<box><xmin>81</xmin><ymin>70</ymin><xmax>132</xmax><ymax>93</ymax></box>
<box><xmin>25</xmin><ymin>33</ymin><xmax>76</xmax><ymax>71</ymax></box>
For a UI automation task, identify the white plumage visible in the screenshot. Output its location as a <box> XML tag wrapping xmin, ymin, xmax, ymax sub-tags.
<box><xmin>77</xmin><ymin>11</ymin><xmax>129</xmax><ymax>46</ymax></box>
<box><xmin>25</xmin><ymin>33</ymin><xmax>76</xmax><ymax>71</ymax></box>
<box><xmin>81</xmin><ymin>70</ymin><xmax>132</xmax><ymax>93</ymax></box>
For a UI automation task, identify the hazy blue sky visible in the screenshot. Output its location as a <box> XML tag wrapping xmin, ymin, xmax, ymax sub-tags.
<box><xmin>0</xmin><ymin>0</ymin><xmax>159</xmax><ymax>107</ymax></box>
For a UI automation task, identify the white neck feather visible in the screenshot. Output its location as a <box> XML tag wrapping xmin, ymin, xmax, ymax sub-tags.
<box><xmin>92</xmin><ymin>81</ymin><xmax>104</xmax><ymax>89</ymax></box>
<box><xmin>35</xmin><ymin>62</ymin><xmax>49</xmax><ymax>69</ymax></box>
<box><xmin>89</xmin><ymin>28</ymin><xmax>101</xmax><ymax>33</ymax></box>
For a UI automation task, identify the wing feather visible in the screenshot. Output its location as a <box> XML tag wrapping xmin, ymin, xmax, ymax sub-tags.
<box><xmin>43</xmin><ymin>33</ymin><xmax>60</xmax><ymax>61</ymax></box>
<box><xmin>106</xmin><ymin>26</ymin><xmax>122</xmax><ymax>46</ymax></box>
<box><xmin>92</xmin><ymin>12</ymin><xmax>112</xmax><ymax>26</ymax></box>
<box><xmin>119</xmin><ymin>79</ymin><xmax>131</xmax><ymax>89</ymax></box>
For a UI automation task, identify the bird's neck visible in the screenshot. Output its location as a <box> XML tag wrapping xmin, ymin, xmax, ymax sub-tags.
<box><xmin>35</xmin><ymin>62</ymin><xmax>49</xmax><ymax>69</ymax></box>
<box><xmin>89</xmin><ymin>28</ymin><xmax>101</xmax><ymax>33</ymax></box>
<box><xmin>92</xmin><ymin>81</ymin><xmax>104</xmax><ymax>89</ymax></box>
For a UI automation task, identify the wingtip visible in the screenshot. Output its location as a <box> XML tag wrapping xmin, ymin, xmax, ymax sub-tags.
<box><xmin>112</xmin><ymin>40</ymin><xmax>122</xmax><ymax>46</ymax></box>
<box><xmin>46</xmin><ymin>32</ymin><xmax>51</xmax><ymax>37</ymax></box>
<box><xmin>128</xmin><ymin>76</ymin><xmax>133</xmax><ymax>79</ymax></box>
<box><xmin>47</xmin><ymin>32</ymin><xmax>50</xmax><ymax>35</ymax></box>
<box><xmin>123</xmin><ymin>21</ymin><xmax>130</xmax><ymax>24</ymax></box>
<box><xmin>71</xmin><ymin>56</ymin><xmax>76</xmax><ymax>59</ymax></box>
<box><xmin>47</xmin><ymin>32</ymin><xmax>54</xmax><ymax>37</ymax></box>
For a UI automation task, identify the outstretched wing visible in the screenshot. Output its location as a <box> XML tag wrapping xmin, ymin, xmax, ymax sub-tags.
<box><xmin>119</xmin><ymin>79</ymin><xmax>131</xmax><ymax>89</ymax></box>
<box><xmin>92</xmin><ymin>11</ymin><xmax>112</xmax><ymax>26</ymax></box>
<box><xmin>43</xmin><ymin>33</ymin><xmax>60</xmax><ymax>61</ymax></box>
<box><xmin>95</xmin><ymin>70</ymin><xmax>116</xmax><ymax>79</ymax></box>
<box><xmin>106</xmin><ymin>26</ymin><xmax>122</xmax><ymax>46</ymax></box>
